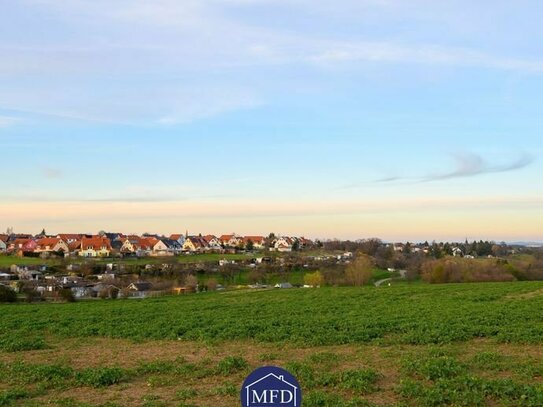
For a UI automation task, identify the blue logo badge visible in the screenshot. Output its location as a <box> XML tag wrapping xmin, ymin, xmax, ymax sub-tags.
<box><xmin>241</xmin><ymin>366</ymin><xmax>302</xmax><ymax>407</ymax></box>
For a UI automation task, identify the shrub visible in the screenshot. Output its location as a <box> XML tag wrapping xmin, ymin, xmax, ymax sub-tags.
<box><xmin>345</xmin><ymin>255</ymin><xmax>374</xmax><ymax>286</ymax></box>
<box><xmin>304</xmin><ymin>271</ymin><xmax>324</xmax><ymax>287</ymax></box>
<box><xmin>216</xmin><ymin>356</ymin><xmax>248</xmax><ymax>375</ymax></box>
<box><xmin>0</xmin><ymin>285</ymin><xmax>17</xmax><ymax>302</ymax></box>
<box><xmin>59</xmin><ymin>288</ymin><xmax>76</xmax><ymax>303</ymax></box>
<box><xmin>76</xmin><ymin>367</ymin><xmax>126</xmax><ymax>387</ymax></box>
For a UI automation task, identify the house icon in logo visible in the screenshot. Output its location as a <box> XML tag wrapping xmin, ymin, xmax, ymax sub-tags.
<box><xmin>241</xmin><ymin>366</ymin><xmax>302</xmax><ymax>407</ymax></box>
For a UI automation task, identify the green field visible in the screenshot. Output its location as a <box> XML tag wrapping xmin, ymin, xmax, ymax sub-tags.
<box><xmin>2</xmin><ymin>282</ymin><xmax>543</xmax><ymax>406</ymax></box>
<box><xmin>0</xmin><ymin>253</ymin><xmax>255</xmax><ymax>267</ymax></box>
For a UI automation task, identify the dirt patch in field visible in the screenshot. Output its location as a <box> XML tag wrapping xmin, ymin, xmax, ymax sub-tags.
<box><xmin>2</xmin><ymin>337</ymin><xmax>543</xmax><ymax>406</ymax></box>
<box><xmin>505</xmin><ymin>288</ymin><xmax>543</xmax><ymax>300</ymax></box>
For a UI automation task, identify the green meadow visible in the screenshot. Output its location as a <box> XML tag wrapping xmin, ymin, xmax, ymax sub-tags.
<box><xmin>1</xmin><ymin>282</ymin><xmax>543</xmax><ymax>406</ymax></box>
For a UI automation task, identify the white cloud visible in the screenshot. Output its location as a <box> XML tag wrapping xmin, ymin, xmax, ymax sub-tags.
<box><xmin>0</xmin><ymin>116</ymin><xmax>20</xmax><ymax>128</ymax></box>
<box><xmin>2</xmin><ymin>0</ymin><xmax>543</xmax><ymax>125</ymax></box>
<box><xmin>309</xmin><ymin>42</ymin><xmax>543</xmax><ymax>73</ymax></box>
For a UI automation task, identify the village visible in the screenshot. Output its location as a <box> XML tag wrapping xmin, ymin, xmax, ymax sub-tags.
<box><xmin>0</xmin><ymin>231</ymin><xmax>339</xmax><ymax>301</ymax></box>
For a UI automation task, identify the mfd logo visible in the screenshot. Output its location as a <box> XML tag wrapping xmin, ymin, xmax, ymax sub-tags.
<box><xmin>241</xmin><ymin>366</ymin><xmax>302</xmax><ymax>407</ymax></box>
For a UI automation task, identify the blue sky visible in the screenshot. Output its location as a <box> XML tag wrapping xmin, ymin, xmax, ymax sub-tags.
<box><xmin>0</xmin><ymin>1</ymin><xmax>542</xmax><ymax>241</ymax></box>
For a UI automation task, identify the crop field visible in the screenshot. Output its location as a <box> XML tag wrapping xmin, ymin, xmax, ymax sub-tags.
<box><xmin>1</xmin><ymin>282</ymin><xmax>543</xmax><ymax>406</ymax></box>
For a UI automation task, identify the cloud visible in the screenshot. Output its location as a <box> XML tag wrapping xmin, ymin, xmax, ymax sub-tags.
<box><xmin>423</xmin><ymin>152</ymin><xmax>534</xmax><ymax>182</ymax></box>
<box><xmin>309</xmin><ymin>42</ymin><xmax>543</xmax><ymax>74</ymax></box>
<box><xmin>2</xmin><ymin>1</ymin><xmax>543</xmax><ymax>126</ymax></box>
<box><xmin>0</xmin><ymin>116</ymin><xmax>20</xmax><ymax>128</ymax></box>
<box><xmin>376</xmin><ymin>152</ymin><xmax>535</xmax><ymax>184</ymax></box>
<box><xmin>41</xmin><ymin>167</ymin><xmax>63</xmax><ymax>179</ymax></box>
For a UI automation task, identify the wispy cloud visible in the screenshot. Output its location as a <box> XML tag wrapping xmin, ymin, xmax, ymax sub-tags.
<box><xmin>1</xmin><ymin>1</ymin><xmax>543</xmax><ymax>126</ymax></box>
<box><xmin>309</xmin><ymin>43</ymin><xmax>543</xmax><ymax>74</ymax></box>
<box><xmin>376</xmin><ymin>152</ymin><xmax>535</xmax><ymax>184</ymax></box>
<box><xmin>0</xmin><ymin>115</ymin><xmax>20</xmax><ymax>128</ymax></box>
<box><xmin>41</xmin><ymin>167</ymin><xmax>63</xmax><ymax>179</ymax></box>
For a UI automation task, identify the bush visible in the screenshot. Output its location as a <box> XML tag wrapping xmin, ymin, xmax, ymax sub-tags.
<box><xmin>345</xmin><ymin>255</ymin><xmax>374</xmax><ymax>286</ymax></box>
<box><xmin>76</xmin><ymin>367</ymin><xmax>126</xmax><ymax>387</ymax></box>
<box><xmin>304</xmin><ymin>271</ymin><xmax>324</xmax><ymax>287</ymax></box>
<box><xmin>59</xmin><ymin>288</ymin><xmax>76</xmax><ymax>302</ymax></box>
<box><xmin>216</xmin><ymin>356</ymin><xmax>248</xmax><ymax>375</ymax></box>
<box><xmin>0</xmin><ymin>285</ymin><xmax>17</xmax><ymax>302</ymax></box>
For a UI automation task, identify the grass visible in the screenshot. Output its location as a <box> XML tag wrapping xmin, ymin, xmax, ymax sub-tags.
<box><xmin>2</xmin><ymin>282</ymin><xmax>543</xmax><ymax>405</ymax></box>
<box><xmin>2</xmin><ymin>282</ymin><xmax>543</xmax><ymax>345</ymax></box>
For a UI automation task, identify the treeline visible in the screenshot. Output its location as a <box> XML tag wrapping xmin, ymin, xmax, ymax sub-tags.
<box><xmin>421</xmin><ymin>257</ymin><xmax>543</xmax><ymax>283</ymax></box>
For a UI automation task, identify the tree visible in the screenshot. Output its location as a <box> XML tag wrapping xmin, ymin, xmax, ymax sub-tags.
<box><xmin>246</xmin><ymin>239</ymin><xmax>254</xmax><ymax>252</ymax></box>
<box><xmin>304</xmin><ymin>271</ymin><xmax>324</xmax><ymax>287</ymax></box>
<box><xmin>206</xmin><ymin>278</ymin><xmax>218</xmax><ymax>291</ymax></box>
<box><xmin>0</xmin><ymin>285</ymin><xmax>17</xmax><ymax>303</ymax></box>
<box><xmin>292</xmin><ymin>239</ymin><xmax>300</xmax><ymax>252</ymax></box>
<box><xmin>345</xmin><ymin>254</ymin><xmax>374</xmax><ymax>286</ymax></box>
<box><xmin>185</xmin><ymin>275</ymin><xmax>198</xmax><ymax>291</ymax></box>
<box><xmin>59</xmin><ymin>288</ymin><xmax>76</xmax><ymax>302</ymax></box>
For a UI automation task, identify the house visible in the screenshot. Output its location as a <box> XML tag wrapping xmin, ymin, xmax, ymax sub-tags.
<box><xmin>17</xmin><ymin>269</ymin><xmax>43</xmax><ymax>280</ymax></box>
<box><xmin>56</xmin><ymin>234</ymin><xmax>82</xmax><ymax>244</ymax></box>
<box><xmin>149</xmin><ymin>238</ymin><xmax>170</xmax><ymax>256</ymax></box>
<box><xmin>203</xmin><ymin>235</ymin><xmax>223</xmax><ymax>251</ymax></box>
<box><xmin>120</xmin><ymin>236</ymin><xmax>154</xmax><ymax>257</ymax></box>
<box><xmin>92</xmin><ymin>283</ymin><xmax>121</xmax><ymax>298</ymax></box>
<box><xmin>452</xmin><ymin>247</ymin><xmax>464</xmax><ymax>257</ymax></box>
<box><xmin>219</xmin><ymin>234</ymin><xmax>243</xmax><ymax>248</ymax></box>
<box><xmin>243</xmin><ymin>236</ymin><xmax>266</xmax><ymax>250</ymax></box>
<box><xmin>78</xmin><ymin>236</ymin><xmax>112</xmax><ymax>257</ymax></box>
<box><xmin>127</xmin><ymin>281</ymin><xmax>153</xmax><ymax>297</ymax></box>
<box><xmin>272</xmin><ymin>237</ymin><xmax>293</xmax><ymax>252</ymax></box>
<box><xmin>9</xmin><ymin>238</ymin><xmax>38</xmax><ymax>255</ymax></box>
<box><xmin>183</xmin><ymin>236</ymin><xmax>209</xmax><ymax>252</ymax></box>
<box><xmin>274</xmin><ymin>282</ymin><xmax>293</xmax><ymax>289</ymax></box>
<box><xmin>169</xmin><ymin>234</ymin><xmax>186</xmax><ymax>246</ymax></box>
<box><xmin>0</xmin><ymin>238</ymin><xmax>6</xmax><ymax>253</ymax></box>
<box><xmin>35</xmin><ymin>238</ymin><xmax>69</xmax><ymax>255</ymax></box>
<box><xmin>128</xmin><ymin>281</ymin><xmax>153</xmax><ymax>292</ymax></box>
<box><xmin>298</xmin><ymin>237</ymin><xmax>314</xmax><ymax>249</ymax></box>
<box><xmin>68</xmin><ymin>240</ymin><xmax>82</xmax><ymax>255</ymax></box>
<box><xmin>158</xmin><ymin>238</ymin><xmax>182</xmax><ymax>255</ymax></box>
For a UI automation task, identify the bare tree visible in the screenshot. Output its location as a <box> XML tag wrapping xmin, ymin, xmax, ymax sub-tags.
<box><xmin>345</xmin><ymin>254</ymin><xmax>374</xmax><ymax>286</ymax></box>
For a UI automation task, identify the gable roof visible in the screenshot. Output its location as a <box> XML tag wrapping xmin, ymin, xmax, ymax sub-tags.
<box><xmin>160</xmin><ymin>238</ymin><xmax>182</xmax><ymax>249</ymax></box>
<box><xmin>129</xmin><ymin>281</ymin><xmax>153</xmax><ymax>291</ymax></box>
<box><xmin>81</xmin><ymin>236</ymin><xmax>112</xmax><ymax>251</ymax></box>
<box><xmin>57</xmin><ymin>234</ymin><xmax>83</xmax><ymax>241</ymax></box>
<box><xmin>243</xmin><ymin>236</ymin><xmax>265</xmax><ymax>244</ymax></box>
<box><xmin>36</xmin><ymin>237</ymin><xmax>66</xmax><ymax>249</ymax></box>
<box><xmin>68</xmin><ymin>240</ymin><xmax>82</xmax><ymax>251</ymax></box>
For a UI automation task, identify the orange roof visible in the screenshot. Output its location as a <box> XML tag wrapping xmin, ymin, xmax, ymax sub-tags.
<box><xmin>57</xmin><ymin>234</ymin><xmax>82</xmax><ymax>240</ymax></box>
<box><xmin>219</xmin><ymin>234</ymin><xmax>235</xmax><ymax>242</ymax></box>
<box><xmin>0</xmin><ymin>234</ymin><xmax>8</xmax><ymax>243</ymax></box>
<box><xmin>122</xmin><ymin>236</ymin><xmax>154</xmax><ymax>250</ymax></box>
<box><xmin>243</xmin><ymin>236</ymin><xmax>265</xmax><ymax>243</ymax></box>
<box><xmin>170</xmin><ymin>234</ymin><xmax>183</xmax><ymax>240</ymax></box>
<box><xmin>81</xmin><ymin>236</ymin><xmax>112</xmax><ymax>250</ymax></box>
<box><xmin>68</xmin><ymin>240</ymin><xmax>81</xmax><ymax>251</ymax></box>
<box><xmin>36</xmin><ymin>237</ymin><xmax>64</xmax><ymax>248</ymax></box>
<box><xmin>203</xmin><ymin>235</ymin><xmax>218</xmax><ymax>242</ymax></box>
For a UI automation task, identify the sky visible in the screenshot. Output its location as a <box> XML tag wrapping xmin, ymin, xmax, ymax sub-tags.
<box><xmin>0</xmin><ymin>0</ymin><xmax>542</xmax><ymax>242</ymax></box>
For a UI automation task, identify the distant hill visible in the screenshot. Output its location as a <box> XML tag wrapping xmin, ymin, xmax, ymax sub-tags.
<box><xmin>509</xmin><ymin>241</ymin><xmax>543</xmax><ymax>248</ymax></box>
